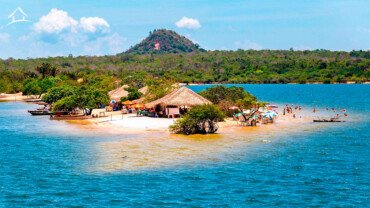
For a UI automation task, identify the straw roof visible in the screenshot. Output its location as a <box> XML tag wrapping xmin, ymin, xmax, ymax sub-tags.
<box><xmin>138</xmin><ymin>86</ymin><xmax>148</xmax><ymax>94</ymax></box>
<box><xmin>145</xmin><ymin>87</ymin><xmax>212</xmax><ymax>108</ymax></box>
<box><xmin>108</xmin><ymin>85</ymin><xmax>129</xmax><ymax>101</ymax></box>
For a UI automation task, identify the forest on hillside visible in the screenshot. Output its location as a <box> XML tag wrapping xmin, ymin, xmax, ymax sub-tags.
<box><xmin>0</xmin><ymin>49</ymin><xmax>369</xmax><ymax>94</ymax></box>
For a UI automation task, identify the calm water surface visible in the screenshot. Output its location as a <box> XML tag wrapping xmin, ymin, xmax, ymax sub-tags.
<box><xmin>0</xmin><ymin>84</ymin><xmax>369</xmax><ymax>207</ymax></box>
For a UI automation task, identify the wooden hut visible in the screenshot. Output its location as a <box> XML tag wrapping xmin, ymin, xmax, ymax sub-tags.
<box><xmin>145</xmin><ymin>87</ymin><xmax>212</xmax><ymax>117</ymax></box>
<box><xmin>108</xmin><ymin>85</ymin><xmax>129</xmax><ymax>101</ymax></box>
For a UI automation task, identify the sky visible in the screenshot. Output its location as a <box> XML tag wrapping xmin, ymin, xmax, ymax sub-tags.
<box><xmin>0</xmin><ymin>0</ymin><xmax>369</xmax><ymax>59</ymax></box>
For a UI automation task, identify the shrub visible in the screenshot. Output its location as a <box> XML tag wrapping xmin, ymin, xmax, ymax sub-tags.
<box><xmin>199</xmin><ymin>86</ymin><xmax>258</xmax><ymax>112</ymax></box>
<box><xmin>169</xmin><ymin>104</ymin><xmax>225</xmax><ymax>135</ymax></box>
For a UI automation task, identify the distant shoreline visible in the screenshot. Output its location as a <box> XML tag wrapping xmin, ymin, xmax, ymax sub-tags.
<box><xmin>184</xmin><ymin>82</ymin><xmax>370</xmax><ymax>86</ymax></box>
<box><xmin>1</xmin><ymin>82</ymin><xmax>369</xmax><ymax>101</ymax></box>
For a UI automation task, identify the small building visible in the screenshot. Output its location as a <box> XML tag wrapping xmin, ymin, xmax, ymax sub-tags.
<box><xmin>108</xmin><ymin>85</ymin><xmax>129</xmax><ymax>101</ymax></box>
<box><xmin>145</xmin><ymin>87</ymin><xmax>212</xmax><ymax>117</ymax></box>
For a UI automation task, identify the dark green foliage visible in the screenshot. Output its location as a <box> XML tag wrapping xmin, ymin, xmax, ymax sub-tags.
<box><xmin>0</xmin><ymin>49</ymin><xmax>369</xmax><ymax>94</ymax></box>
<box><xmin>22</xmin><ymin>77</ymin><xmax>59</xmax><ymax>97</ymax></box>
<box><xmin>199</xmin><ymin>86</ymin><xmax>259</xmax><ymax>115</ymax></box>
<box><xmin>52</xmin><ymin>86</ymin><xmax>109</xmax><ymax>115</ymax></box>
<box><xmin>125</xmin><ymin>29</ymin><xmax>205</xmax><ymax>54</ymax></box>
<box><xmin>122</xmin><ymin>71</ymin><xmax>147</xmax><ymax>88</ymax></box>
<box><xmin>36</xmin><ymin>63</ymin><xmax>58</xmax><ymax>78</ymax></box>
<box><xmin>170</xmin><ymin>104</ymin><xmax>225</xmax><ymax>135</ymax></box>
<box><xmin>120</xmin><ymin>87</ymin><xmax>143</xmax><ymax>101</ymax></box>
<box><xmin>42</xmin><ymin>85</ymin><xmax>77</xmax><ymax>103</ymax></box>
<box><xmin>22</xmin><ymin>79</ymin><xmax>41</xmax><ymax>96</ymax></box>
<box><xmin>199</xmin><ymin>86</ymin><xmax>256</xmax><ymax>104</ymax></box>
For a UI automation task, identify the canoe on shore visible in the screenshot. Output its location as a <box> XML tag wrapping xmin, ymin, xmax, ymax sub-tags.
<box><xmin>50</xmin><ymin>114</ymin><xmax>92</xmax><ymax>120</ymax></box>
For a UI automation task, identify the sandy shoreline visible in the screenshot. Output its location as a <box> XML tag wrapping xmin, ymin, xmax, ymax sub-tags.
<box><xmin>0</xmin><ymin>98</ymin><xmax>348</xmax><ymax>173</ymax></box>
<box><xmin>79</xmin><ymin>108</ymin><xmax>326</xmax><ymax>173</ymax></box>
<box><xmin>0</xmin><ymin>93</ymin><xmax>39</xmax><ymax>101</ymax></box>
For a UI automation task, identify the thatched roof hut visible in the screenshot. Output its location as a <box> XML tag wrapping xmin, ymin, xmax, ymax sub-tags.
<box><xmin>108</xmin><ymin>85</ymin><xmax>129</xmax><ymax>101</ymax></box>
<box><xmin>138</xmin><ymin>86</ymin><xmax>148</xmax><ymax>94</ymax></box>
<box><xmin>145</xmin><ymin>87</ymin><xmax>211</xmax><ymax>108</ymax></box>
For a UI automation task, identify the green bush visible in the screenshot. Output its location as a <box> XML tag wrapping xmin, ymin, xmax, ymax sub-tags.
<box><xmin>199</xmin><ymin>86</ymin><xmax>259</xmax><ymax>115</ymax></box>
<box><xmin>169</xmin><ymin>104</ymin><xmax>225</xmax><ymax>135</ymax></box>
<box><xmin>42</xmin><ymin>85</ymin><xmax>77</xmax><ymax>103</ymax></box>
<box><xmin>52</xmin><ymin>86</ymin><xmax>109</xmax><ymax>115</ymax></box>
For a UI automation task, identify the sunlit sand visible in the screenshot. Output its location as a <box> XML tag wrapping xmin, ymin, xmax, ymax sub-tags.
<box><xmin>81</xmin><ymin>109</ymin><xmax>337</xmax><ymax>173</ymax></box>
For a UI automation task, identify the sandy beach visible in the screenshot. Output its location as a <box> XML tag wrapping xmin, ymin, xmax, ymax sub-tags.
<box><xmin>0</xmin><ymin>93</ymin><xmax>38</xmax><ymax>101</ymax></box>
<box><xmin>78</xmin><ymin>108</ymin><xmax>330</xmax><ymax>173</ymax></box>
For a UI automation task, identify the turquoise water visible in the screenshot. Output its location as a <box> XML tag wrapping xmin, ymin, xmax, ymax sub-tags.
<box><xmin>1</xmin><ymin>84</ymin><xmax>369</xmax><ymax>207</ymax></box>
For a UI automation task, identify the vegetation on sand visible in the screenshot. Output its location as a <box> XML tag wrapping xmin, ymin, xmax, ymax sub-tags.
<box><xmin>170</xmin><ymin>104</ymin><xmax>225</xmax><ymax>135</ymax></box>
<box><xmin>199</xmin><ymin>86</ymin><xmax>262</xmax><ymax>116</ymax></box>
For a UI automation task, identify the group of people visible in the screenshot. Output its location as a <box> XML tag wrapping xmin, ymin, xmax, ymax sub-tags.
<box><xmin>121</xmin><ymin>105</ymin><xmax>140</xmax><ymax>114</ymax></box>
<box><xmin>283</xmin><ymin>104</ymin><xmax>302</xmax><ymax>118</ymax></box>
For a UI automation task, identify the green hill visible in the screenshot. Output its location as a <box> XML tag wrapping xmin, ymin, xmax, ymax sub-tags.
<box><xmin>125</xmin><ymin>29</ymin><xmax>205</xmax><ymax>54</ymax></box>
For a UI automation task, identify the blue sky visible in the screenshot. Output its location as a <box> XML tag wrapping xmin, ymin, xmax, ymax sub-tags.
<box><xmin>0</xmin><ymin>0</ymin><xmax>369</xmax><ymax>59</ymax></box>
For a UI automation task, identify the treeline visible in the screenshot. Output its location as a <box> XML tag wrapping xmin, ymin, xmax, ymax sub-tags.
<box><xmin>1</xmin><ymin>49</ymin><xmax>369</xmax><ymax>93</ymax></box>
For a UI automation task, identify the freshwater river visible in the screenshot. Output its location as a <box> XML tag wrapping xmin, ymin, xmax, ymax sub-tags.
<box><xmin>0</xmin><ymin>84</ymin><xmax>369</xmax><ymax>207</ymax></box>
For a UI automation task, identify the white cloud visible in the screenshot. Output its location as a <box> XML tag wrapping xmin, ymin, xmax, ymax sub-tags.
<box><xmin>234</xmin><ymin>40</ymin><xmax>263</xmax><ymax>50</ymax></box>
<box><xmin>175</xmin><ymin>16</ymin><xmax>201</xmax><ymax>30</ymax></box>
<box><xmin>34</xmin><ymin>9</ymin><xmax>110</xmax><ymax>35</ymax></box>
<box><xmin>34</xmin><ymin>9</ymin><xmax>78</xmax><ymax>34</ymax></box>
<box><xmin>79</xmin><ymin>17</ymin><xmax>109</xmax><ymax>33</ymax></box>
<box><xmin>0</xmin><ymin>33</ymin><xmax>10</xmax><ymax>43</ymax></box>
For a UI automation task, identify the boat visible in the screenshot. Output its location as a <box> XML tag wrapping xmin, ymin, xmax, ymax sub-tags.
<box><xmin>313</xmin><ymin>118</ymin><xmax>345</xmax><ymax>122</ymax></box>
<box><xmin>28</xmin><ymin>110</ymin><xmax>52</xmax><ymax>116</ymax></box>
<box><xmin>50</xmin><ymin>114</ymin><xmax>92</xmax><ymax>120</ymax></box>
<box><xmin>28</xmin><ymin>101</ymin><xmax>52</xmax><ymax>116</ymax></box>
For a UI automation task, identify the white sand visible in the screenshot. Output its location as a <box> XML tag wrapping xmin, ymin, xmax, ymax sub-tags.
<box><xmin>0</xmin><ymin>93</ymin><xmax>28</xmax><ymax>101</ymax></box>
<box><xmin>83</xmin><ymin>108</ymin><xmax>332</xmax><ymax>173</ymax></box>
<box><xmin>109</xmin><ymin>115</ymin><xmax>175</xmax><ymax>130</ymax></box>
<box><xmin>90</xmin><ymin>113</ymin><xmax>176</xmax><ymax>132</ymax></box>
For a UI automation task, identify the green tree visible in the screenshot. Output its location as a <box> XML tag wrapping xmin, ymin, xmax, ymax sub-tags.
<box><xmin>52</xmin><ymin>86</ymin><xmax>109</xmax><ymax>115</ymax></box>
<box><xmin>22</xmin><ymin>79</ymin><xmax>41</xmax><ymax>96</ymax></box>
<box><xmin>36</xmin><ymin>63</ymin><xmax>58</xmax><ymax>78</ymax></box>
<box><xmin>22</xmin><ymin>77</ymin><xmax>59</xmax><ymax>98</ymax></box>
<box><xmin>169</xmin><ymin>104</ymin><xmax>225</xmax><ymax>135</ymax></box>
<box><xmin>42</xmin><ymin>85</ymin><xmax>77</xmax><ymax>103</ymax></box>
<box><xmin>127</xmin><ymin>87</ymin><xmax>143</xmax><ymax>100</ymax></box>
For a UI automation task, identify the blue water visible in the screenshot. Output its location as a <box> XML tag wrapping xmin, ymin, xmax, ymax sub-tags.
<box><xmin>1</xmin><ymin>85</ymin><xmax>369</xmax><ymax>207</ymax></box>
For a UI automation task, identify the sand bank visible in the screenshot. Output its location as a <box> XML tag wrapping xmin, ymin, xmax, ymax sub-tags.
<box><xmin>82</xmin><ymin>109</ymin><xmax>332</xmax><ymax>173</ymax></box>
<box><xmin>0</xmin><ymin>93</ymin><xmax>38</xmax><ymax>101</ymax></box>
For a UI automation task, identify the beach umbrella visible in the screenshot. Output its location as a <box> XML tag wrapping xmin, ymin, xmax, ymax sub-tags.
<box><xmin>263</xmin><ymin>111</ymin><xmax>278</xmax><ymax>119</ymax></box>
<box><xmin>133</xmin><ymin>103</ymin><xmax>144</xmax><ymax>109</ymax></box>
<box><xmin>122</xmin><ymin>100</ymin><xmax>133</xmax><ymax>105</ymax></box>
<box><xmin>267</xmin><ymin>111</ymin><xmax>278</xmax><ymax>117</ymax></box>
<box><xmin>229</xmin><ymin>106</ymin><xmax>240</xmax><ymax>110</ymax></box>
